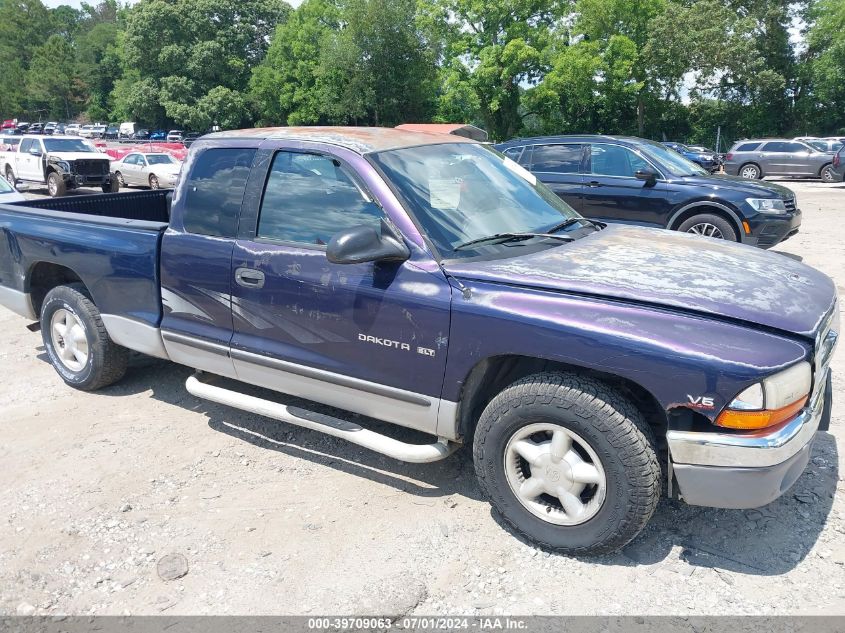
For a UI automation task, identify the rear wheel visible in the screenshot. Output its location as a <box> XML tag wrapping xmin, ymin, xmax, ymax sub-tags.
<box><xmin>149</xmin><ymin>174</ymin><xmax>159</xmax><ymax>189</ymax></box>
<box><xmin>47</xmin><ymin>171</ymin><xmax>66</xmax><ymax>197</ymax></box>
<box><xmin>739</xmin><ymin>163</ymin><xmax>761</xmax><ymax>180</ymax></box>
<box><xmin>473</xmin><ymin>372</ymin><xmax>661</xmax><ymax>555</ymax></box>
<box><xmin>677</xmin><ymin>213</ymin><xmax>738</xmax><ymax>241</ymax></box>
<box><xmin>40</xmin><ymin>284</ymin><xmax>128</xmax><ymax>391</ymax></box>
<box><xmin>821</xmin><ymin>164</ymin><xmax>836</xmax><ymax>183</ymax></box>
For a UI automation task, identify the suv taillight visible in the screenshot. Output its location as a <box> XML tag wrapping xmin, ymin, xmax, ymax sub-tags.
<box><xmin>834</xmin><ymin>153</ymin><xmax>841</xmax><ymax>167</ymax></box>
<box><xmin>726</xmin><ymin>152</ymin><xmax>734</xmax><ymax>161</ymax></box>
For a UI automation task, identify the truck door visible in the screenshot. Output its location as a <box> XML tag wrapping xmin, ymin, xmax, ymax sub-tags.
<box><xmin>18</xmin><ymin>138</ymin><xmax>44</xmax><ymax>181</ymax></box>
<box><xmin>229</xmin><ymin>146</ymin><xmax>453</xmax><ymax>435</ymax></box>
<box><xmin>159</xmin><ymin>144</ymin><xmax>257</xmax><ymax>379</ymax></box>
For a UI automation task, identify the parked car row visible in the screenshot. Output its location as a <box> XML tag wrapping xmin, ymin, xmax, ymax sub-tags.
<box><xmin>661</xmin><ymin>142</ymin><xmax>722</xmax><ymax>172</ymax></box>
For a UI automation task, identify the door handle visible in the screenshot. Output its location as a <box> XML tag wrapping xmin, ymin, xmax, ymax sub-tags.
<box><xmin>587</xmin><ymin>180</ymin><xmax>602</xmax><ymax>187</ymax></box>
<box><xmin>235</xmin><ymin>267</ymin><xmax>265</xmax><ymax>289</ymax></box>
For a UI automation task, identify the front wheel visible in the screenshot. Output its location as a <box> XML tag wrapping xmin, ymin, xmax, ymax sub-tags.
<box><xmin>5</xmin><ymin>166</ymin><xmax>15</xmax><ymax>185</ymax></box>
<box><xmin>102</xmin><ymin>178</ymin><xmax>119</xmax><ymax>193</ymax></box>
<box><xmin>677</xmin><ymin>213</ymin><xmax>738</xmax><ymax>241</ymax></box>
<box><xmin>821</xmin><ymin>164</ymin><xmax>836</xmax><ymax>183</ymax></box>
<box><xmin>115</xmin><ymin>171</ymin><xmax>125</xmax><ymax>187</ymax></box>
<box><xmin>149</xmin><ymin>174</ymin><xmax>159</xmax><ymax>189</ymax></box>
<box><xmin>473</xmin><ymin>372</ymin><xmax>661</xmax><ymax>556</ymax></box>
<box><xmin>47</xmin><ymin>171</ymin><xmax>67</xmax><ymax>197</ymax></box>
<box><xmin>41</xmin><ymin>284</ymin><xmax>129</xmax><ymax>391</ymax></box>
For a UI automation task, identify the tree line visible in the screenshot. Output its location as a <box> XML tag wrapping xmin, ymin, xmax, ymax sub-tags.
<box><xmin>1</xmin><ymin>0</ymin><xmax>843</xmax><ymax>146</ymax></box>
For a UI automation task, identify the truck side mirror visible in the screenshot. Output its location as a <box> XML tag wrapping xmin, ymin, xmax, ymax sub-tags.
<box><xmin>635</xmin><ymin>169</ymin><xmax>657</xmax><ymax>186</ymax></box>
<box><xmin>29</xmin><ymin>148</ymin><xmax>42</xmax><ymax>157</ymax></box>
<box><xmin>326</xmin><ymin>224</ymin><xmax>410</xmax><ymax>265</ymax></box>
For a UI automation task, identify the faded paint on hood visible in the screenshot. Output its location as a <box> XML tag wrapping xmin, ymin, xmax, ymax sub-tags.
<box><xmin>444</xmin><ymin>225</ymin><xmax>836</xmax><ymax>338</ymax></box>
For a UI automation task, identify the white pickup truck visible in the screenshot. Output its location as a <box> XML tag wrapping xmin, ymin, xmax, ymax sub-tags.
<box><xmin>1</xmin><ymin>135</ymin><xmax>117</xmax><ymax>197</ymax></box>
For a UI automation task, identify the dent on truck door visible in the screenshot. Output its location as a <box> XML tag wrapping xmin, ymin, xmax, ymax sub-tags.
<box><xmin>159</xmin><ymin>146</ymin><xmax>257</xmax><ymax>378</ymax></box>
<box><xmin>229</xmin><ymin>149</ymin><xmax>453</xmax><ymax>435</ymax></box>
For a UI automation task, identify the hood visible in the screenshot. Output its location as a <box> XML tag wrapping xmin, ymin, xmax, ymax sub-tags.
<box><xmin>678</xmin><ymin>173</ymin><xmax>794</xmax><ymax>198</ymax></box>
<box><xmin>48</xmin><ymin>152</ymin><xmax>110</xmax><ymax>162</ymax></box>
<box><xmin>444</xmin><ymin>225</ymin><xmax>836</xmax><ymax>338</ymax></box>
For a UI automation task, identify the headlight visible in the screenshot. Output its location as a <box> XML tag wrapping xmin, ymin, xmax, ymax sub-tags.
<box><xmin>746</xmin><ymin>198</ymin><xmax>787</xmax><ymax>214</ymax></box>
<box><xmin>56</xmin><ymin>160</ymin><xmax>71</xmax><ymax>172</ymax></box>
<box><xmin>716</xmin><ymin>361</ymin><xmax>811</xmax><ymax>429</ymax></box>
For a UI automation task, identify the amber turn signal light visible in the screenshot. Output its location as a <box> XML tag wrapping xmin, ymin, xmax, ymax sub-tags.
<box><xmin>715</xmin><ymin>396</ymin><xmax>807</xmax><ymax>430</ymax></box>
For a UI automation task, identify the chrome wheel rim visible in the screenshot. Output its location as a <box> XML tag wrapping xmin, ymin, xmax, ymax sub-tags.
<box><xmin>149</xmin><ymin>175</ymin><xmax>159</xmax><ymax>189</ymax></box>
<box><xmin>687</xmin><ymin>222</ymin><xmax>724</xmax><ymax>239</ymax></box>
<box><xmin>48</xmin><ymin>176</ymin><xmax>58</xmax><ymax>196</ymax></box>
<box><xmin>5</xmin><ymin>169</ymin><xmax>14</xmax><ymax>185</ymax></box>
<box><xmin>822</xmin><ymin>167</ymin><xmax>835</xmax><ymax>182</ymax></box>
<box><xmin>741</xmin><ymin>166</ymin><xmax>758</xmax><ymax>179</ymax></box>
<box><xmin>50</xmin><ymin>308</ymin><xmax>88</xmax><ymax>372</ymax></box>
<box><xmin>504</xmin><ymin>423</ymin><xmax>606</xmax><ymax>526</ymax></box>
<box><xmin>116</xmin><ymin>172</ymin><xmax>125</xmax><ymax>186</ymax></box>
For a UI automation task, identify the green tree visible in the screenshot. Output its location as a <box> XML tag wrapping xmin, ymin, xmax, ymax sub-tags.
<box><xmin>26</xmin><ymin>34</ymin><xmax>87</xmax><ymax>119</ymax></box>
<box><xmin>426</xmin><ymin>0</ymin><xmax>560</xmax><ymax>140</ymax></box>
<box><xmin>118</xmin><ymin>0</ymin><xmax>290</xmax><ymax>129</ymax></box>
<box><xmin>803</xmin><ymin>0</ymin><xmax>845</xmax><ymax>134</ymax></box>
<box><xmin>249</xmin><ymin>0</ymin><xmax>341</xmax><ymax>125</ymax></box>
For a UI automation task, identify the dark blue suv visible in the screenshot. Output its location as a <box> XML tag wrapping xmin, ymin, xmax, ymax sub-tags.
<box><xmin>495</xmin><ymin>135</ymin><xmax>801</xmax><ymax>248</ymax></box>
<box><xmin>662</xmin><ymin>141</ymin><xmax>720</xmax><ymax>172</ymax></box>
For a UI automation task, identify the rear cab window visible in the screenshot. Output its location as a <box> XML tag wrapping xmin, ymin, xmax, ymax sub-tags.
<box><xmin>182</xmin><ymin>147</ymin><xmax>256</xmax><ymax>237</ymax></box>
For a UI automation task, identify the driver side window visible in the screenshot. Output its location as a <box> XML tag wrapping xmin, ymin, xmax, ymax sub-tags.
<box><xmin>257</xmin><ymin>151</ymin><xmax>383</xmax><ymax>247</ymax></box>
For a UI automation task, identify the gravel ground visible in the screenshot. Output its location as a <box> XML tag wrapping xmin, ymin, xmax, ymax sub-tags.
<box><xmin>1</xmin><ymin>180</ymin><xmax>843</xmax><ymax>616</ymax></box>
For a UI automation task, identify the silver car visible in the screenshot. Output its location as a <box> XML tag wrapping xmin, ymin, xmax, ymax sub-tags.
<box><xmin>724</xmin><ymin>138</ymin><xmax>838</xmax><ymax>182</ymax></box>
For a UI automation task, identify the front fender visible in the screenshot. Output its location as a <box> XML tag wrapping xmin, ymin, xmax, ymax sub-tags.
<box><xmin>442</xmin><ymin>281</ymin><xmax>810</xmax><ymax>423</ymax></box>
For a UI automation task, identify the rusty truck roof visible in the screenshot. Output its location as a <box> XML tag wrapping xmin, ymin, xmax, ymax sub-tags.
<box><xmin>202</xmin><ymin>126</ymin><xmax>477</xmax><ymax>154</ymax></box>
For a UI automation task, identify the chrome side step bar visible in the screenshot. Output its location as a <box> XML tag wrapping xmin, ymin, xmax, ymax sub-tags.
<box><xmin>185</xmin><ymin>373</ymin><xmax>459</xmax><ymax>463</ymax></box>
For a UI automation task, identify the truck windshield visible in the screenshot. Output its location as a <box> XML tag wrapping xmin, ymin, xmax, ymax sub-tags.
<box><xmin>370</xmin><ymin>143</ymin><xmax>584</xmax><ymax>259</ymax></box>
<box><xmin>44</xmin><ymin>139</ymin><xmax>96</xmax><ymax>153</ymax></box>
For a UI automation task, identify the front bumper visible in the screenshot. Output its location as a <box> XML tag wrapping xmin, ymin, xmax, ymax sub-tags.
<box><xmin>744</xmin><ymin>210</ymin><xmax>802</xmax><ymax>249</ymax></box>
<box><xmin>667</xmin><ymin>370</ymin><xmax>831</xmax><ymax>509</ymax></box>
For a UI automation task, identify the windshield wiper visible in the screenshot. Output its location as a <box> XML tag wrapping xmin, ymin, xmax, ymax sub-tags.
<box><xmin>547</xmin><ymin>217</ymin><xmax>605</xmax><ymax>233</ymax></box>
<box><xmin>453</xmin><ymin>232</ymin><xmax>575</xmax><ymax>252</ymax></box>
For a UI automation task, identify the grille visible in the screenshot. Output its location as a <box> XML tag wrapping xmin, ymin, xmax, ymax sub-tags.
<box><xmin>75</xmin><ymin>159</ymin><xmax>109</xmax><ymax>176</ymax></box>
<box><xmin>783</xmin><ymin>197</ymin><xmax>797</xmax><ymax>213</ymax></box>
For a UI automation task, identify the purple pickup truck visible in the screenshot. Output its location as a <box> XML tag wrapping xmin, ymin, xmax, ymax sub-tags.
<box><xmin>0</xmin><ymin>127</ymin><xmax>838</xmax><ymax>554</ymax></box>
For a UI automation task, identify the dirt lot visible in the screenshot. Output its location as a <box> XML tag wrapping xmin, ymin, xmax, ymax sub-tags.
<box><xmin>1</xmin><ymin>180</ymin><xmax>844</xmax><ymax>616</ymax></box>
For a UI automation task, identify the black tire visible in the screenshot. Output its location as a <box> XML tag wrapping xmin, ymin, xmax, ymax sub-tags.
<box><xmin>677</xmin><ymin>213</ymin><xmax>738</xmax><ymax>241</ymax></box>
<box><xmin>47</xmin><ymin>171</ymin><xmax>67</xmax><ymax>197</ymax></box>
<box><xmin>739</xmin><ymin>163</ymin><xmax>762</xmax><ymax>179</ymax></box>
<box><xmin>102</xmin><ymin>178</ymin><xmax>119</xmax><ymax>193</ymax></box>
<box><xmin>149</xmin><ymin>174</ymin><xmax>159</xmax><ymax>189</ymax></box>
<box><xmin>820</xmin><ymin>163</ymin><xmax>836</xmax><ymax>183</ymax></box>
<box><xmin>5</xmin><ymin>165</ymin><xmax>14</xmax><ymax>185</ymax></box>
<box><xmin>40</xmin><ymin>284</ymin><xmax>129</xmax><ymax>391</ymax></box>
<box><xmin>473</xmin><ymin>372</ymin><xmax>661</xmax><ymax>556</ymax></box>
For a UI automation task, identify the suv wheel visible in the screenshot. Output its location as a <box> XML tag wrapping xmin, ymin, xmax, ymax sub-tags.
<box><xmin>739</xmin><ymin>163</ymin><xmax>761</xmax><ymax>179</ymax></box>
<box><xmin>678</xmin><ymin>213</ymin><xmax>738</xmax><ymax>241</ymax></box>
<box><xmin>473</xmin><ymin>372</ymin><xmax>661</xmax><ymax>555</ymax></box>
<box><xmin>821</xmin><ymin>164</ymin><xmax>836</xmax><ymax>183</ymax></box>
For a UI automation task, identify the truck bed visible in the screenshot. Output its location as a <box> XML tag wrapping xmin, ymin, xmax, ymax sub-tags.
<box><xmin>0</xmin><ymin>190</ymin><xmax>170</xmax><ymax>329</ymax></box>
<box><xmin>14</xmin><ymin>189</ymin><xmax>171</xmax><ymax>224</ymax></box>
